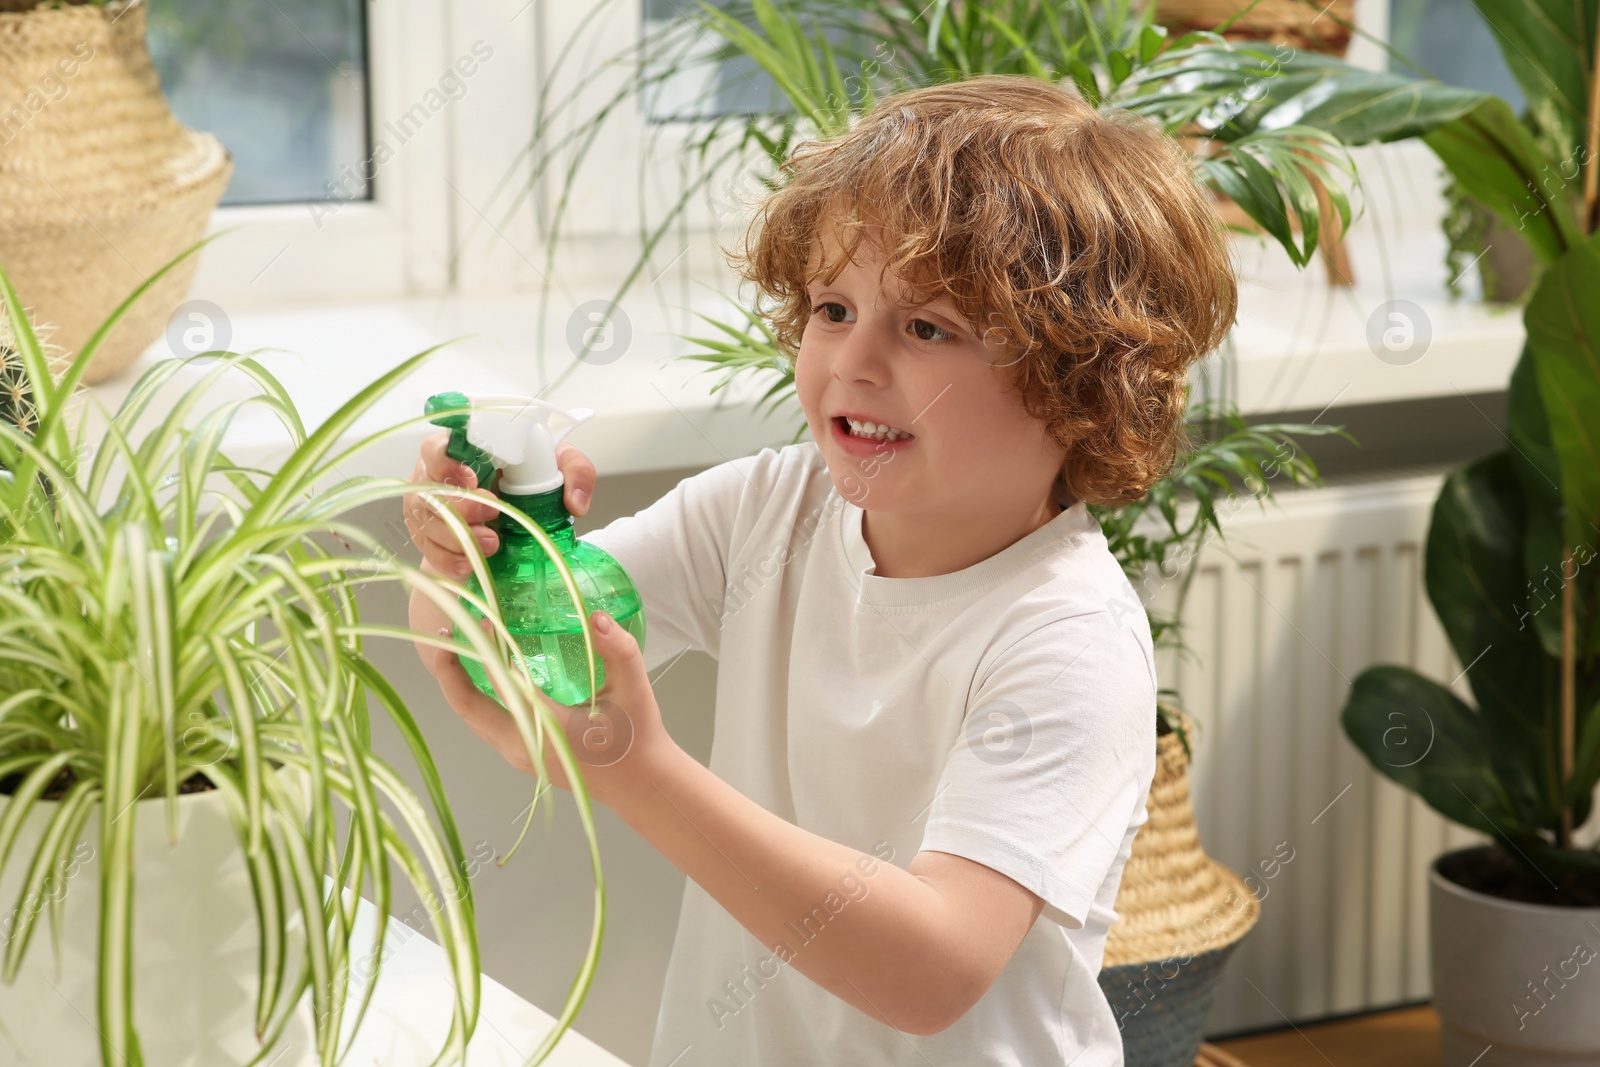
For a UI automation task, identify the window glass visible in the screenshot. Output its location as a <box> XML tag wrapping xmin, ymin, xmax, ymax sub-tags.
<box><xmin>147</xmin><ymin>0</ymin><xmax>371</xmax><ymax>207</ymax></box>
<box><xmin>1388</xmin><ymin>0</ymin><xmax>1523</xmax><ymax>110</ymax></box>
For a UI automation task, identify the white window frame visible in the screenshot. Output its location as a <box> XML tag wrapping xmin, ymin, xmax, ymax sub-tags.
<box><xmin>499</xmin><ymin>2</ymin><xmax>793</xmax><ymax>301</ymax></box>
<box><xmin>184</xmin><ymin>0</ymin><xmax>492</xmax><ymax>307</ymax></box>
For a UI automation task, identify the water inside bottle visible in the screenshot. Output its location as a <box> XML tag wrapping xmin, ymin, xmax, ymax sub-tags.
<box><xmin>458</xmin><ymin>601</ymin><xmax>646</xmax><ymax>706</ymax></box>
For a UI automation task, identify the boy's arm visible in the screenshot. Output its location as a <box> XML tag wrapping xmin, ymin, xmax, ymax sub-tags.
<box><xmin>605</xmin><ymin>609</ymin><xmax>1156</xmax><ymax>1034</ymax></box>
<box><xmin>611</xmin><ymin>743</ymin><xmax>1046</xmax><ymax>1036</ymax></box>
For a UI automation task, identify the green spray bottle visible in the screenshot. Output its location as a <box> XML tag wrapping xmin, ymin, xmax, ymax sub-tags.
<box><xmin>425</xmin><ymin>391</ymin><xmax>646</xmax><ymax>705</ymax></box>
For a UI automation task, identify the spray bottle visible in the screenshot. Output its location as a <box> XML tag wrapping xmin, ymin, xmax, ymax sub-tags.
<box><xmin>425</xmin><ymin>391</ymin><xmax>645</xmax><ymax>705</ymax></box>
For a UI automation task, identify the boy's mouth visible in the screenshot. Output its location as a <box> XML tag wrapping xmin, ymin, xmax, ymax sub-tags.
<box><xmin>832</xmin><ymin>414</ymin><xmax>914</xmax><ymax>440</ymax></box>
<box><xmin>831</xmin><ymin>415</ymin><xmax>916</xmax><ymax>453</ymax></box>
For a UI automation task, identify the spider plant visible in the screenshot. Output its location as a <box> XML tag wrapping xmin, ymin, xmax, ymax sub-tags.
<box><xmin>0</xmin><ymin>243</ymin><xmax>608</xmax><ymax>1067</ymax></box>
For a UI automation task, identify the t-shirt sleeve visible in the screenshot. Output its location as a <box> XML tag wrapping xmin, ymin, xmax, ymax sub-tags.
<box><xmin>917</xmin><ymin>610</ymin><xmax>1158</xmax><ymax>930</ymax></box>
<box><xmin>577</xmin><ymin>452</ymin><xmax>763</xmax><ymax>673</ymax></box>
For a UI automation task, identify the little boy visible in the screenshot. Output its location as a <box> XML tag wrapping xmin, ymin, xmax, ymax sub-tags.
<box><xmin>405</xmin><ymin>73</ymin><xmax>1236</xmax><ymax>1066</ymax></box>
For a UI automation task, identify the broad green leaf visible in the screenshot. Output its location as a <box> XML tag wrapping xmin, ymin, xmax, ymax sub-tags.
<box><xmin>1524</xmin><ymin>231</ymin><xmax>1600</xmax><ymax>555</ymax></box>
<box><xmin>1426</xmin><ymin>453</ymin><xmax>1561</xmax><ymax>827</ymax></box>
<box><xmin>1503</xmin><ymin>345</ymin><xmax>1584</xmax><ymax>661</ymax></box>
<box><xmin>1467</xmin><ymin>0</ymin><xmax>1595</xmax><ymax>164</ymax></box>
<box><xmin>1138</xmin><ymin>23</ymin><xmax>1166</xmax><ymax>64</ymax></box>
<box><xmin>1424</xmin><ymin>96</ymin><xmax>1580</xmax><ymax>268</ymax></box>
<box><xmin>1249</xmin><ymin>52</ymin><xmax>1484</xmax><ymax>144</ymax></box>
<box><xmin>1342</xmin><ymin>665</ymin><xmax>1519</xmax><ymax>835</ymax></box>
<box><xmin>1108</xmin><ymin>48</ymin><xmax>1133</xmax><ymax>86</ymax></box>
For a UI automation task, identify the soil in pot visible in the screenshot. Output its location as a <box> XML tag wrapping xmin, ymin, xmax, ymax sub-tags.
<box><xmin>1436</xmin><ymin>844</ymin><xmax>1600</xmax><ymax>908</ymax></box>
<box><xmin>0</xmin><ymin>764</ymin><xmax>221</xmax><ymax>800</ymax></box>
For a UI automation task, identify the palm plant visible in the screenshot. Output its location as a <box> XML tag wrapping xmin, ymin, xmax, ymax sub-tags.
<box><xmin>0</xmin><ymin>244</ymin><xmax>609</xmax><ymax>1066</ymax></box>
<box><xmin>1095</xmin><ymin>399</ymin><xmax>1353</xmax><ymax>751</ymax></box>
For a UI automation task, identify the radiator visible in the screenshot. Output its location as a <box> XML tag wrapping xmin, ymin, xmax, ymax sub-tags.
<box><xmin>1138</xmin><ymin>468</ymin><xmax>1510</xmax><ymax>1036</ymax></box>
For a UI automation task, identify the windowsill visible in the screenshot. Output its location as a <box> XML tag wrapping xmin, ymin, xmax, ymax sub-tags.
<box><xmin>85</xmin><ymin>285</ymin><xmax>799</xmax><ymax>488</ymax></box>
<box><xmin>1219</xmin><ymin>226</ymin><xmax>1524</xmax><ymax>416</ymax></box>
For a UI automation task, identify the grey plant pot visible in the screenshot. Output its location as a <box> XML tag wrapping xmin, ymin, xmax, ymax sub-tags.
<box><xmin>1431</xmin><ymin>845</ymin><xmax>1600</xmax><ymax>1067</ymax></box>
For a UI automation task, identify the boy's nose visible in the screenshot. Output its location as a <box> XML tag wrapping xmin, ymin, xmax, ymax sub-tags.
<box><xmin>831</xmin><ymin>324</ymin><xmax>891</xmax><ymax>384</ymax></box>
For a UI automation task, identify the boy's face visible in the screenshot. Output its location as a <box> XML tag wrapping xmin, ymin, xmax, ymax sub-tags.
<box><xmin>794</xmin><ymin>225</ymin><xmax>1069</xmax><ymax>517</ymax></box>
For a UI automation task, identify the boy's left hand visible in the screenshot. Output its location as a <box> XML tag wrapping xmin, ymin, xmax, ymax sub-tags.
<box><xmin>427</xmin><ymin>609</ymin><xmax>672</xmax><ymax>804</ymax></box>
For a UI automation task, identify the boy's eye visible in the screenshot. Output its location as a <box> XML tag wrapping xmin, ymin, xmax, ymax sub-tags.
<box><xmin>809</xmin><ymin>300</ymin><xmax>953</xmax><ymax>341</ymax></box>
<box><xmin>910</xmin><ymin>318</ymin><xmax>954</xmax><ymax>342</ymax></box>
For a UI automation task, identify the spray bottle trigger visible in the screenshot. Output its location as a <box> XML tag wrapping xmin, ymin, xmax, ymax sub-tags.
<box><xmin>425</xmin><ymin>392</ymin><xmax>498</xmax><ymax>489</ymax></box>
<box><xmin>549</xmin><ymin>407</ymin><xmax>596</xmax><ymax>452</ymax></box>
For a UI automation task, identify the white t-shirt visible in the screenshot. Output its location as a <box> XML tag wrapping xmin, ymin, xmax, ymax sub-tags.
<box><xmin>581</xmin><ymin>440</ymin><xmax>1157</xmax><ymax>1067</ymax></box>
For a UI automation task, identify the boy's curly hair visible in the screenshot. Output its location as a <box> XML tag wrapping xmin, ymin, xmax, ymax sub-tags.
<box><xmin>731</xmin><ymin>74</ymin><xmax>1238</xmax><ymax>508</ymax></box>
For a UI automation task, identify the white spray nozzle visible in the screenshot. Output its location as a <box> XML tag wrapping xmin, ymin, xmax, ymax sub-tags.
<box><xmin>456</xmin><ymin>393</ymin><xmax>595</xmax><ymax>495</ymax></box>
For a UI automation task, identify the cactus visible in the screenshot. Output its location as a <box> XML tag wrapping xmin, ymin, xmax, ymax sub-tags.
<box><xmin>0</xmin><ymin>340</ymin><xmax>38</xmax><ymax>439</ymax></box>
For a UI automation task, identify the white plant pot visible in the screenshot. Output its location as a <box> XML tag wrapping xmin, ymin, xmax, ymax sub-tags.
<box><xmin>1431</xmin><ymin>845</ymin><xmax>1600</xmax><ymax>1066</ymax></box>
<box><xmin>0</xmin><ymin>767</ymin><xmax>316</xmax><ymax>1066</ymax></box>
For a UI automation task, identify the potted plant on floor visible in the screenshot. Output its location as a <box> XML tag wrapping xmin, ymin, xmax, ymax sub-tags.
<box><xmin>0</xmin><ymin>247</ymin><xmax>607</xmax><ymax>1066</ymax></box>
<box><xmin>1342</xmin><ymin>344</ymin><xmax>1600</xmax><ymax>1067</ymax></box>
<box><xmin>0</xmin><ymin>0</ymin><xmax>232</xmax><ymax>385</ymax></box>
<box><xmin>1341</xmin><ymin>28</ymin><xmax>1600</xmax><ymax>1061</ymax></box>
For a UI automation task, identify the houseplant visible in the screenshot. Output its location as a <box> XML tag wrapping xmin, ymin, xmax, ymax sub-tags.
<box><xmin>0</xmin><ymin>244</ymin><xmax>609</xmax><ymax>1066</ymax></box>
<box><xmin>0</xmin><ymin>0</ymin><xmax>231</xmax><ymax>385</ymax></box>
<box><xmin>1340</xmin><ymin>6</ymin><xmax>1600</xmax><ymax>1059</ymax></box>
<box><xmin>1396</xmin><ymin>0</ymin><xmax>1590</xmax><ymax>304</ymax></box>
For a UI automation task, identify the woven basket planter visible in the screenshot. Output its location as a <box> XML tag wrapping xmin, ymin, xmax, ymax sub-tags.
<box><xmin>1160</xmin><ymin>0</ymin><xmax>1357</xmax><ymax>287</ymax></box>
<box><xmin>1155</xmin><ymin>0</ymin><xmax>1355</xmax><ymax>53</ymax></box>
<box><xmin>0</xmin><ymin>0</ymin><xmax>231</xmax><ymax>385</ymax></box>
<box><xmin>1098</xmin><ymin>712</ymin><xmax>1261</xmax><ymax>1067</ymax></box>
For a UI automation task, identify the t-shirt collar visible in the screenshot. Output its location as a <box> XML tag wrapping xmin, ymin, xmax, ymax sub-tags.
<box><xmin>837</xmin><ymin>484</ymin><xmax>1096</xmax><ymax>608</ymax></box>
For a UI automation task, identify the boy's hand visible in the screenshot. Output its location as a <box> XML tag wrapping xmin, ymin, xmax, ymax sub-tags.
<box><xmin>425</xmin><ymin>609</ymin><xmax>672</xmax><ymax>806</ymax></box>
<box><xmin>404</xmin><ymin>433</ymin><xmax>597</xmax><ymax>580</ymax></box>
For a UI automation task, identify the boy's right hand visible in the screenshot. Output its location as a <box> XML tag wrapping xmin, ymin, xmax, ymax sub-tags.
<box><xmin>404</xmin><ymin>431</ymin><xmax>597</xmax><ymax>580</ymax></box>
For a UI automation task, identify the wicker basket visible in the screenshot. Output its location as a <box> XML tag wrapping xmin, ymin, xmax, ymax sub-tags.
<box><xmin>1155</xmin><ymin>0</ymin><xmax>1355</xmax><ymax>54</ymax></box>
<box><xmin>0</xmin><ymin>0</ymin><xmax>231</xmax><ymax>385</ymax></box>
<box><xmin>1098</xmin><ymin>712</ymin><xmax>1261</xmax><ymax>1067</ymax></box>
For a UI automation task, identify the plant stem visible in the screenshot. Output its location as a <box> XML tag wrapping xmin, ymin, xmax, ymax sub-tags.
<box><xmin>1560</xmin><ymin>544</ymin><xmax>1575</xmax><ymax>847</ymax></box>
<box><xmin>1585</xmin><ymin>15</ymin><xmax>1600</xmax><ymax>232</ymax></box>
